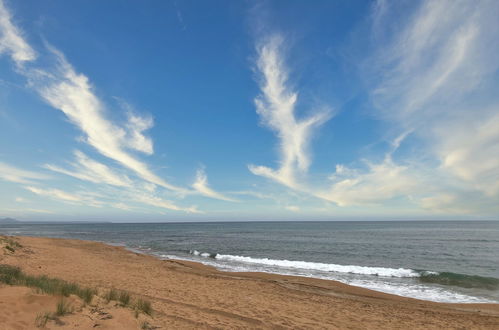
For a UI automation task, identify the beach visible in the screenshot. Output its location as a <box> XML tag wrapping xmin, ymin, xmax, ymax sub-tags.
<box><xmin>1</xmin><ymin>235</ymin><xmax>499</xmax><ymax>329</ymax></box>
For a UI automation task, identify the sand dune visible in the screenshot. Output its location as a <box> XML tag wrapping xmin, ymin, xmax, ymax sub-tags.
<box><xmin>1</xmin><ymin>235</ymin><xmax>499</xmax><ymax>329</ymax></box>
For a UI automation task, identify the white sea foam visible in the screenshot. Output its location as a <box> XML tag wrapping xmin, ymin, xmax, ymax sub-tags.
<box><xmin>163</xmin><ymin>251</ymin><xmax>498</xmax><ymax>303</ymax></box>
<box><xmin>181</xmin><ymin>251</ymin><xmax>499</xmax><ymax>303</ymax></box>
<box><xmin>190</xmin><ymin>250</ymin><xmax>212</xmax><ymax>258</ymax></box>
<box><xmin>192</xmin><ymin>252</ymin><xmax>421</xmax><ymax>277</ymax></box>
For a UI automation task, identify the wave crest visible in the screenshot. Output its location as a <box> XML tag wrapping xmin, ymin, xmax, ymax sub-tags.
<box><xmin>189</xmin><ymin>250</ymin><xmax>419</xmax><ymax>278</ymax></box>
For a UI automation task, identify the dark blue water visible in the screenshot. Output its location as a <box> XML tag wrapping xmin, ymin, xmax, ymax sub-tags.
<box><xmin>1</xmin><ymin>221</ymin><xmax>498</xmax><ymax>303</ymax></box>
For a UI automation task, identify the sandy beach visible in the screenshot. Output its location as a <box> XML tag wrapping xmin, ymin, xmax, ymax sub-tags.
<box><xmin>1</xmin><ymin>235</ymin><xmax>499</xmax><ymax>329</ymax></box>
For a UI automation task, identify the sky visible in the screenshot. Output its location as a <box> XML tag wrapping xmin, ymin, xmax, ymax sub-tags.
<box><xmin>0</xmin><ymin>0</ymin><xmax>498</xmax><ymax>222</ymax></box>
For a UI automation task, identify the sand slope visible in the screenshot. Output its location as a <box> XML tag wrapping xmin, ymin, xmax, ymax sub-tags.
<box><xmin>1</xmin><ymin>235</ymin><xmax>499</xmax><ymax>329</ymax></box>
<box><xmin>0</xmin><ymin>286</ymin><xmax>146</xmax><ymax>329</ymax></box>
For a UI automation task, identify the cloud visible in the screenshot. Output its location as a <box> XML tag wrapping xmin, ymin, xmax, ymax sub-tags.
<box><xmin>45</xmin><ymin>150</ymin><xmax>132</xmax><ymax>188</ymax></box>
<box><xmin>249</xmin><ymin>34</ymin><xmax>332</xmax><ymax>188</ymax></box>
<box><xmin>115</xmin><ymin>98</ymin><xmax>155</xmax><ymax>155</ymax></box>
<box><xmin>0</xmin><ymin>2</ymin><xmax>182</xmax><ymax>192</ymax></box>
<box><xmin>318</xmin><ymin>156</ymin><xmax>420</xmax><ymax>207</ymax></box>
<box><xmin>0</xmin><ymin>2</ymin><xmax>240</xmax><ymax>215</ymax></box>
<box><xmin>0</xmin><ymin>161</ymin><xmax>48</xmax><ymax>184</ymax></box>
<box><xmin>27</xmin><ymin>48</ymin><xmax>184</xmax><ymax>192</ymax></box>
<box><xmin>435</xmin><ymin>110</ymin><xmax>499</xmax><ymax>197</ymax></box>
<box><xmin>192</xmin><ymin>168</ymin><xmax>237</xmax><ymax>202</ymax></box>
<box><xmin>363</xmin><ymin>0</ymin><xmax>499</xmax><ymax>212</ymax></box>
<box><xmin>134</xmin><ymin>192</ymin><xmax>201</xmax><ymax>213</ymax></box>
<box><xmin>25</xmin><ymin>186</ymin><xmax>88</xmax><ymax>203</ymax></box>
<box><xmin>124</xmin><ymin>112</ymin><xmax>154</xmax><ymax>155</ymax></box>
<box><xmin>0</xmin><ymin>0</ymin><xmax>35</xmax><ymax>64</ymax></box>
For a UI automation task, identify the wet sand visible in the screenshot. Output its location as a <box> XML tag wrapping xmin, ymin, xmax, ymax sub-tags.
<box><xmin>1</xmin><ymin>235</ymin><xmax>499</xmax><ymax>329</ymax></box>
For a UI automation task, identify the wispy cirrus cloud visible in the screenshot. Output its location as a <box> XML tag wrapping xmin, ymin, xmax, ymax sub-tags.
<box><xmin>134</xmin><ymin>192</ymin><xmax>201</xmax><ymax>214</ymax></box>
<box><xmin>0</xmin><ymin>161</ymin><xmax>48</xmax><ymax>184</ymax></box>
<box><xmin>317</xmin><ymin>156</ymin><xmax>420</xmax><ymax>207</ymax></box>
<box><xmin>0</xmin><ymin>0</ymin><xmax>178</xmax><ymax>193</ymax></box>
<box><xmin>28</xmin><ymin>47</ymin><xmax>184</xmax><ymax>192</ymax></box>
<box><xmin>0</xmin><ymin>0</ymin><xmax>35</xmax><ymax>64</ymax></box>
<box><xmin>361</xmin><ymin>0</ymin><xmax>499</xmax><ymax>212</ymax></box>
<box><xmin>249</xmin><ymin>2</ymin><xmax>499</xmax><ymax>216</ymax></box>
<box><xmin>44</xmin><ymin>150</ymin><xmax>132</xmax><ymax>188</ymax></box>
<box><xmin>25</xmin><ymin>185</ymin><xmax>92</xmax><ymax>204</ymax></box>
<box><xmin>192</xmin><ymin>168</ymin><xmax>237</xmax><ymax>202</ymax></box>
<box><xmin>0</xmin><ymin>0</ymin><xmax>235</xmax><ymax>214</ymax></box>
<box><xmin>249</xmin><ymin>34</ymin><xmax>332</xmax><ymax>189</ymax></box>
<box><xmin>315</xmin><ymin>0</ymin><xmax>499</xmax><ymax>214</ymax></box>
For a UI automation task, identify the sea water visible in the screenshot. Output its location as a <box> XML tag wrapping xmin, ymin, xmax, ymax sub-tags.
<box><xmin>1</xmin><ymin>220</ymin><xmax>498</xmax><ymax>303</ymax></box>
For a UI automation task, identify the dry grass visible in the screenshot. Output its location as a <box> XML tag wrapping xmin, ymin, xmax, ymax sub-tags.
<box><xmin>55</xmin><ymin>299</ymin><xmax>72</xmax><ymax>316</ymax></box>
<box><xmin>118</xmin><ymin>290</ymin><xmax>131</xmax><ymax>306</ymax></box>
<box><xmin>35</xmin><ymin>312</ymin><xmax>52</xmax><ymax>328</ymax></box>
<box><xmin>0</xmin><ymin>264</ymin><xmax>97</xmax><ymax>303</ymax></box>
<box><xmin>104</xmin><ymin>288</ymin><xmax>118</xmax><ymax>302</ymax></box>
<box><xmin>135</xmin><ymin>298</ymin><xmax>152</xmax><ymax>316</ymax></box>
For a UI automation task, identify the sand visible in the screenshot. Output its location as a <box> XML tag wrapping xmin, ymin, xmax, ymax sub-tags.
<box><xmin>1</xmin><ymin>235</ymin><xmax>499</xmax><ymax>329</ymax></box>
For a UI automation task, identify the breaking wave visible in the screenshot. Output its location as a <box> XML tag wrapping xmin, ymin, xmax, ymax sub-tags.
<box><xmin>188</xmin><ymin>250</ymin><xmax>499</xmax><ymax>291</ymax></box>
<box><xmin>190</xmin><ymin>250</ymin><xmax>419</xmax><ymax>277</ymax></box>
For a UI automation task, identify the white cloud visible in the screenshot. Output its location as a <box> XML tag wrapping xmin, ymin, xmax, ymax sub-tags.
<box><xmin>0</xmin><ymin>0</ymin><xmax>35</xmax><ymax>64</ymax></box>
<box><xmin>28</xmin><ymin>48</ymin><xmax>184</xmax><ymax>192</ymax></box>
<box><xmin>435</xmin><ymin>110</ymin><xmax>499</xmax><ymax>197</ymax></box>
<box><xmin>0</xmin><ymin>161</ymin><xmax>48</xmax><ymax>184</ymax></box>
<box><xmin>124</xmin><ymin>112</ymin><xmax>154</xmax><ymax>154</ymax></box>
<box><xmin>26</xmin><ymin>186</ymin><xmax>86</xmax><ymax>203</ymax></box>
<box><xmin>0</xmin><ymin>2</ymin><xmax>237</xmax><ymax>215</ymax></box>
<box><xmin>134</xmin><ymin>192</ymin><xmax>201</xmax><ymax>214</ymax></box>
<box><xmin>318</xmin><ymin>156</ymin><xmax>420</xmax><ymax>207</ymax></box>
<box><xmin>115</xmin><ymin>98</ymin><xmax>155</xmax><ymax>155</ymax></box>
<box><xmin>249</xmin><ymin>34</ymin><xmax>332</xmax><ymax>189</ymax></box>
<box><xmin>364</xmin><ymin>0</ymin><xmax>499</xmax><ymax>212</ymax></box>
<box><xmin>192</xmin><ymin>168</ymin><xmax>237</xmax><ymax>202</ymax></box>
<box><xmin>45</xmin><ymin>150</ymin><xmax>132</xmax><ymax>188</ymax></box>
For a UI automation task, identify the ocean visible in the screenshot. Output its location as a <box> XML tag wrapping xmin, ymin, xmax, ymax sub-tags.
<box><xmin>1</xmin><ymin>220</ymin><xmax>498</xmax><ymax>303</ymax></box>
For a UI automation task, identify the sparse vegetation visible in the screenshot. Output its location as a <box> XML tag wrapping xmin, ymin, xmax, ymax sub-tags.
<box><xmin>0</xmin><ymin>236</ymin><xmax>22</xmax><ymax>253</ymax></box>
<box><xmin>135</xmin><ymin>298</ymin><xmax>152</xmax><ymax>316</ymax></box>
<box><xmin>104</xmin><ymin>288</ymin><xmax>118</xmax><ymax>303</ymax></box>
<box><xmin>118</xmin><ymin>290</ymin><xmax>131</xmax><ymax>306</ymax></box>
<box><xmin>55</xmin><ymin>299</ymin><xmax>72</xmax><ymax>316</ymax></box>
<box><xmin>104</xmin><ymin>288</ymin><xmax>131</xmax><ymax>307</ymax></box>
<box><xmin>79</xmin><ymin>287</ymin><xmax>97</xmax><ymax>304</ymax></box>
<box><xmin>0</xmin><ymin>264</ymin><xmax>97</xmax><ymax>303</ymax></box>
<box><xmin>1</xmin><ymin>263</ymin><xmax>154</xmax><ymax>323</ymax></box>
<box><xmin>0</xmin><ymin>264</ymin><xmax>21</xmax><ymax>284</ymax></box>
<box><xmin>34</xmin><ymin>300</ymin><xmax>72</xmax><ymax>328</ymax></box>
<box><xmin>35</xmin><ymin>311</ymin><xmax>52</xmax><ymax>328</ymax></box>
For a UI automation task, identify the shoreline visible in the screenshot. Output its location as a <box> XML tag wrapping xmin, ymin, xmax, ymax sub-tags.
<box><xmin>2</xmin><ymin>235</ymin><xmax>499</xmax><ymax>329</ymax></box>
<box><xmin>8</xmin><ymin>232</ymin><xmax>499</xmax><ymax>304</ymax></box>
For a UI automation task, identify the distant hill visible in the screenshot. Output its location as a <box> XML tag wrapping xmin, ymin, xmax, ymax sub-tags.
<box><xmin>0</xmin><ymin>218</ymin><xmax>20</xmax><ymax>223</ymax></box>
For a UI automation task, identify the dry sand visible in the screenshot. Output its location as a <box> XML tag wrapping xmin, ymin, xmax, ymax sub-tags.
<box><xmin>1</xmin><ymin>235</ymin><xmax>499</xmax><ymax>329</ymax></box>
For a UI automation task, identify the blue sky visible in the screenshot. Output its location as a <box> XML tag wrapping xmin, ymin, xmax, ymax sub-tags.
<box><xmin>0</xmin><ymin>0</ymin><xmax>498</xmax><ymax>221</ymax></box>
